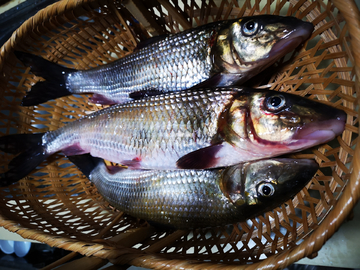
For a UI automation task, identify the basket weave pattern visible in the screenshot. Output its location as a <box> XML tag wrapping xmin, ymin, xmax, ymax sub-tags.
<box><xmin>0</xmin><ymin>0</ymin><xmax>359</xmax><ymax>269</ymax></box>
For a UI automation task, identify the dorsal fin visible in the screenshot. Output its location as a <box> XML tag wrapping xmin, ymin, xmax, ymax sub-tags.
<box><xmin>134</xmin><ymin>34</ymin><xmax>169</xmax><ymax>51</ymax></box>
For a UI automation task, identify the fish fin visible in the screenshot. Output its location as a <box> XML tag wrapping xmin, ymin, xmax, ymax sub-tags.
<box><xmin>88</xmin><ymin>94</ymin><xmax>116</xmax><ymax>105</ymax></box>
<box><xmin>191</xmin><ymin>73</ymin><xmax>244</xmax><ymax>88</ymax></box>
<box><xmin>69</xmin><ymin>154</ymin><xmax>127</xmax><ymax>176</ymax></box>
<box><xmin>21</xmin><ymin>81</ymin><xmax>72</xmax><ymax>106</ymax></box>
<box><xmin>129</xmin><ymin>89</ymin><xmax>164</xmax><ymax>100</ymax></box>
<box><xmin>14</xmin><ymin>51</ymin><xmax>75</xmax><ymax>106</ymax></box>
<box><xmin>176</xmin><ymin>144</ymin><xmax>223</xmax><ymax>169</ymax></box>
<box><xmin>106</xmin><ymin>165</ymin><xmax>127</xmax><ymax>174</ymax></box>
<box><xmin>120</xmin><ymin>159</ymin><xmax>142</xmax><ymax>169</ymax></box>
<box><xmin>14</xmin><ymin>51</ymin><xmax>75</xmax><ymax>80</ymax></box>
<box><xmin>0</xmin><ymin>133</ymin><xmax>45</xmax><ymax>154</ymax></box>
<box><xmin>62</xmin><ymin>143</ymin><xmax>88</xmax><ymax>156</ymax></box>
<box><xmin>134</xmin><ymin>34</ymin><xmax>168</xmax><ymax>51</ymax></box>
<box><xmin>147</xmin><ymin>220</ymin><xmax>176</xmax><ymax>230</ymax></box>
<box><xmin>0</xmin><ymin>133</ymin><xmax>48</xmax><ymax>186</ymax></box>
<box><xmin>67</xmin><ymin>154</ymin><xmax>103</xmax><ymax>179</ymax></box>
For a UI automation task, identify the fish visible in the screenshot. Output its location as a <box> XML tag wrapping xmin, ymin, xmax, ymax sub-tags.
<box><xmin>67</xmin><ymin>154</ymin><xmax>318</xmax><ymax>229</ymax></box>
<box><xmin>15</xmin><ymin>15</ymin><xmax>314</xmax><ymax>106</ymax></box>
<box><xmin>0</xmin><ymin>87</ymin><xmax>345</xmax><ymax>186</ymax></box>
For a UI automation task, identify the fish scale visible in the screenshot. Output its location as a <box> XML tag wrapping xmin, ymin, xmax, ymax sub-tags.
<box><xmin>67</xmin><ymin>27</ymin><xmax>215</xmax><ymax>100</ymax></box>
<box><xmin>95</xmin><ymin>166</ymin><xmax>236</xmax><ymax>228</ymax></box>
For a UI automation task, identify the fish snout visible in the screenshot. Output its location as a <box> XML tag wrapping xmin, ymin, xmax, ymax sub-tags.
<box><xmin>299</xmin><ymin>20</ymin><xmax>315</xmax><ymax>40</ymax></box>
<box><xmin>329</xmin><ymin>108</ymin><xmax>347</xmax><ymax>136</ymax></box>
<box><xmin>315</xmin><ymin>104</ymin><xmax>347</xmax><ymax>125</ymax></box>
<box><xmin>268</xmin><ymin>18</ymin><xmax>314</xmax><ymax>58</ymax></box>
<box><xmin>286</xmin><ymin>17</ymin><xmax>314</xmax><ymax>40</ymax></box>
<box><xmin>293</xmin><ymin>105</ymin><xmax>346</xmax><ymax>144</ymax></box>
<box><xmin>292</xmin><ymin>159</ymin><xmax>319</xmax><ymax>182</ymax></box>
<box><xmin>276</xmin><ymin>159</ymin><xmax>318</xmax><ymax>194</ymax></box>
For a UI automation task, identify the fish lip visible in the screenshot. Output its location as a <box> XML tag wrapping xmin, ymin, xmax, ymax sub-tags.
<box><xmin>290</xmin><ymin>117</ymin><xmax>346</xmax><ymax>148</ymax></box>
<box><xmin>268</xmin><ymin>35</ymin><xmax>303</xmax><ymax>57</ymax></box>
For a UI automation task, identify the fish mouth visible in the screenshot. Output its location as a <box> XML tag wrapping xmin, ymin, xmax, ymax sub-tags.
<box><xmin>290</xmin><ymin>117</ymin><xmax>346</xmax><ymax>149</ymax></box>
<box><xmin>268</xmin><ymin>21</ymin><xmax>314</xmax><ymax>59</ymax></box>
<box><xmin>269</xmin><ymin>35</ymin><xmax>304</xmax><ymax>57</ymax></box>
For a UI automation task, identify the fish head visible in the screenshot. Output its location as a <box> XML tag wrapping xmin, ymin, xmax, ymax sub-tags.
<box><xmin>223</xmin><ymin>89</ymin><xmax>346</xmax><ymax>156</ymax></box>
<box><xmin>213</xmin><ymin>15</ymin><xmax>314</xmax><ymax>80</ymax></box>
<box><xmin>221</xmin><ymin>158</ymin><xmax>318</xmax><ymax>216</ymax></box>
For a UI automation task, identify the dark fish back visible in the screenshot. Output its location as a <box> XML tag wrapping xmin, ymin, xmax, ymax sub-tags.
<box><xmin>67</xmin><ymin>21</ymin><xmax>229</xmax><ymax>104</ymax></box>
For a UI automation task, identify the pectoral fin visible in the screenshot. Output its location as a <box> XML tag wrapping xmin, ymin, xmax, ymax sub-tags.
<box><xmin>106</xmin><ymin>165</ymin><xmax>127</xmax><ymax>174</ymax></box>
<box><xmin>176</xmin><ymin>144</ymin><xmax>223</xmax><ymax>169</ymax></box>
<box><xmin>88</xmin><ymin>94</ymin><xmax>117</xmax><ymax>105</ymax></box>
<box><xmin>67</xmin><ymin>154</ymin><xmax>102</xmax><ymax>178</ymax></box>
<box><xmin>129</xmin><ymin>89</ymin><xmax>164</xmax><ymax>100</ymax></box>
<box><xmin>191</xmin><ymin>73</ymin><xmax>244</xmax><ymax>89</ymax></box>
<box><xmin>120</xmin><ymin>158</ymin><xmax>142</xmax><ymax>169</ymax></box>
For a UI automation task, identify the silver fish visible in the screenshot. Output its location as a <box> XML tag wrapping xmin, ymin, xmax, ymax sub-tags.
<box><xmin>69</xmin><ymin>155</ymin><xmax>318</xmax><ymax>229</ymax></box>
<box><xmin>15</xmin><ymin>15</ymin><xmax>314</xmax><ymax>106</ymax></box>
<box><xmin>0</xmin><ymin>87</ymin><xmax>345</xmax><ymax>186</ymax></box>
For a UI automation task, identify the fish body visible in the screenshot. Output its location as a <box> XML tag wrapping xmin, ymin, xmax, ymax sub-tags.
<box><xmin>69</xmin><ymin>155</ymin><xmax>318</xmax><ymax>229</ymax></box>
<box><xmin>15</xmin><ymin>15</ymin><xmax>314</xmax><ymax>106</ymax></box>
<box><xmin>0</xmin><ymin>87</ymin><xmax>345</xmax><ymax>186</ymax></box>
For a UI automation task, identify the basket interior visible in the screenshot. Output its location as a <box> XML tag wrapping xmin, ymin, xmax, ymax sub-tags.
<box><xmin>0</xmin><ymin>0</ymin><xmax>358</xmax><ymax>267</ymax></box>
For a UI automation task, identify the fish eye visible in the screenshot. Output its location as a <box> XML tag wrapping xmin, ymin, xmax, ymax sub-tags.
<box><xmin>257</xmin><ymin>183</ymin><xmax>275</xmax><ymax>197</ymax></box>
<box><xmin>265</xmin><ymin>94</ymin><xmax>286</xmax><ymax>111</ymax></box>
<box><xmin>242</xmin><ymin>20</ymin><xmax>259</xmax><ymax>36</ymax></box>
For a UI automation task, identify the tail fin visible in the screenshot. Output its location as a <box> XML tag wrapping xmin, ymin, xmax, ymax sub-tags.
<box><xmin>0</xmin><ymin>133</ymin><xmax>44</xmax><ymax>154</ymax></box>
<box><xmin>14</xmin><ymin>51</ymin><xmax>75</xmax><ymax>106</ymax></box>
<box><xmin>0</xmin><ymin>133</ymin><xmax>48</xmax><ymax>186</ymax></box>
<box><xmin>67</xmin><ymin>154</ymin><xmax>102</xmax><ymax>179</ymax></box>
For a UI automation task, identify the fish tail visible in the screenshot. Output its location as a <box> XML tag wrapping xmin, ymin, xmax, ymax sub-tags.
<box><xmin>14</xmin><ymin>51</ymin><xmax>75</xmax><ymax>106</ymax></box>
<box><xmin>0</xmin><ymin>133</ymin><xmax>44</xmax><ymax>154</ymax></box>
<box><xmin>0</xmin><ymin>133</ymin><xmax>48</xmax><ymax>186</ymax></box>
<box><xmin>67</xmin><ymin>154</ymin><xmax>102</xmax><ymax>179</ymax></box>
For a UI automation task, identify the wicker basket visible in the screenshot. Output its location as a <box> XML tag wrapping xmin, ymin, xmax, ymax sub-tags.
<box><xmin>0</xmin><ymin>0</ymin><xmax>359</xmax><ymax>269</ymax></box>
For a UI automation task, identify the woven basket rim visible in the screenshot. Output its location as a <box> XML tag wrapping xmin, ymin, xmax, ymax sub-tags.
<box><xmin>0</xmin><ymin>0</ymin><xmax>359</xmax><ymax>269</ymax></box>
<box><xmin>0</xmin><ymin>0</ymin><xmax>97</xmax><ymax>70</ymax></box>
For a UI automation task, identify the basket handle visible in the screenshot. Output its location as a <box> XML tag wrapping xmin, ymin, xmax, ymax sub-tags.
<box><xmin>332</xmin><ymin>0</ymin><xmax>360</xmax><ymax>81</ymax></box>
<box><xmin>257</xmin><ymin>1</ymin><xmax>360</xmax><ymax>267</ymax></box>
